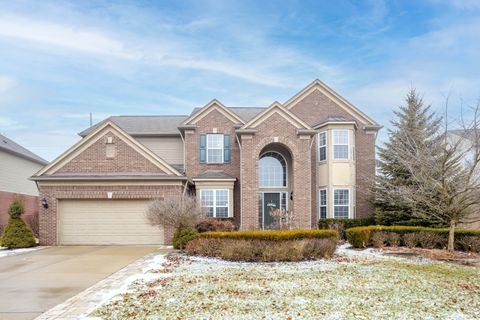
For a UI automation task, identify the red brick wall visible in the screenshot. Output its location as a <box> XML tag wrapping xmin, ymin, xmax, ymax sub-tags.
<box><xmin>289</xmin><ymin>89</ymin><xmax>376</xmax><ymax>218</ymax></box>
<box><xmin>38</xmin><ymin>184</ymin><xmax>183</xmax><ymax>245</ymax></box>
<box><xmin>240</xmin><ymin>112</ymin><xmax>312</xmax><ymax>230</ymax></box>
<box><xmin>184</xmin><ymin>109</ymin><xmax>242</xmax><ymax>224</ymax></box>
<box><xmin>0</xmin><ymin>191</ymin><xmax>39</xmax><ymax>235</ymax></box>
<box><xmin>56</xmin><ymin>132</ymin><xmax>166</xmax><ymax>175</ymax></box>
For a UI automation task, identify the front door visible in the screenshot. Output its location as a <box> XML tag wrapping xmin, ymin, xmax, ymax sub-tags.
<box><xmin>263</xmin><ymin>193</ymin><xmax>281</xmax><ymax>229</ymax></box>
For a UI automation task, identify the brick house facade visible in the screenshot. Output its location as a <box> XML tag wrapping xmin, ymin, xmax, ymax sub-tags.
<box><xmin>32</xmin><ymin>79</ymin><xmax>381</xmax><ymax>245</ymax></box>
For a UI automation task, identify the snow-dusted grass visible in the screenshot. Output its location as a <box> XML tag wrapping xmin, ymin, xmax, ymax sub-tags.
<box><xmin>0</xmin><ymin>246</ymin><xmax>42</xmax><ymax>258</ymax></box>
<box><xmin>91</xmin><ymin>247</ymin><xmax>480</xmax><ymax>320</ymax></box>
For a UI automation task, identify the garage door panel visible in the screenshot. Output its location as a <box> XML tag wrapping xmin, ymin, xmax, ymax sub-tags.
<box><xmin>58</xmin><ymin>200</ymin><xmax>164</xmax><ymax>245</ymax></box>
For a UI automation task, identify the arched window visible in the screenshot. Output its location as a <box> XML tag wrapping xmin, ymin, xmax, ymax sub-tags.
<box><xmin>259</xmin><ymin>151</ymin><xmax>287</xmax><ymax>187</ymax></box>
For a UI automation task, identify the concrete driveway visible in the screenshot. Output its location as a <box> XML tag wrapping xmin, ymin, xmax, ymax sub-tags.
<box><xmin>0</xmin><ymin>246</ymin><xmax>161</xmax><ymax>320</ymax></box>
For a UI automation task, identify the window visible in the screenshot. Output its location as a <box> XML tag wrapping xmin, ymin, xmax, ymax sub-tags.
<box><xmin>319</xmin><ymin>189</ymin><xmax>327</xmax><ymax>219</ymax></box>
<box><xmin>333</xmin><ymin>130</ymin><xmax>349</xmax><ymax>160</ymax></box>
<box><xmin>318</xmin><ymin>132</ymin><xmax>327</xmax><ymax>161</ymax></box>
<box><xmin>200</xmin><ymin>189</ymin><xmax>229</xmax><ymax>218</ymax></box>
<box><xmin>207</xmin><ymin>134</ymin><xmax>224</xmax><ymax>163</ymax></box>
<box><xmin>259</xmin><ymin>152</ymin><xmax>287</xmax><ymax>187</ymax></box>
<box><xmin>333</xmin><ymin>189</ymin><xmax>349</xmax><ymax>218</ymax></box>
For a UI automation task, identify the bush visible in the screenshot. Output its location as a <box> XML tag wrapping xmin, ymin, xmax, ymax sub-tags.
<box><xmin>199</xmin><ymin>229</ymin><xmax>338</xmax><ymax>241</ymax></box>
<box><xmin>172</xmin><ymin>227</ymin><xmax>198</xmax><ymax>250</ymax></box>
<box><xmin>195</xmin><ymin>219</ymin><xmax>236</xmax><ymax>233</ymax></box>
<box><xmin>185</xmin><ymin>237</ymin><xmax>338</xmax><ymax>262</ymax></box>
<box><xmin>346</xmin><ymin>226</ymin><xmax>480</xmax><ymax>251</ymax></box>
<box><xmin>0</xmin><ymin>218</ymin><xmax>36</xmax><ymax>249</ymax></box>
<box><xmin>8</xmin><ymin>199</ymin><xmax>23</xmax><ymax>219</ymax></box>
<box><xmin>146</xmin><ymin>196</ymin><xmax>205</xmax><ymax>230</ymax></box>
<box><xmin>372</xmin><ymin>232</ymin><xmax>400</xmax><ymax>248</ymax></box>
<box><xmin>318</xmin><ymin>217</ymin><xmax>375</xmax><ymax>239</ymax></box>
<box><xmin>455</xmin><ymin>236</ymin><xmax>480</xmax><ymax>253</ymax></box>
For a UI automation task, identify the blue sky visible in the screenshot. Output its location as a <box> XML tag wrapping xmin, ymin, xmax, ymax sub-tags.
<box><xmin>0</xmin><ymin>0</ymin><xmax>479</xmax><ymax>161</ymax></box>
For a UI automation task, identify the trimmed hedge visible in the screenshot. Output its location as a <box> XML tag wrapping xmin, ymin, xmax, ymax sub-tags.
<box><xmin>345</xmin><ymin>226</ymin><xmax>480</xmax><ymax>252</ymax></box>
<box><xmin>0</xmin><ymin>218</ymin><xmax>36</xmax><ymax>249</ymax></box>
<box><xmin>318</xmin><ymin>217</ymin><xmax>376</xmax><ymax>239</ymax></box>
<box><xmin>198</xmin><ymin>229</ymin><xmax>339</xmax><ymax>241</ymax></box>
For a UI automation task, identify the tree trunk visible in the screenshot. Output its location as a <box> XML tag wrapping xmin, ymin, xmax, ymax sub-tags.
<box><xmin>447</xmin><ymin>220</ymin><xmax>456</xmax><ymax>252</ymax></box>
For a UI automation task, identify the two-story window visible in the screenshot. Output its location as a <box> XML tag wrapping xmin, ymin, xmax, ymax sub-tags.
<box><xmin>200</xmin><ymin>189</ymin><xmax>229</xmax><ymax>218</ymax></box>
<box><xmin>318</xmin><ymin>132</ymin><xmax>327</xmax><ymax>161</ymax></box>
<box><xmin>333</xmin><ymin>188</ymin><xmax>350</xmax><ymax>218</ymax></box>
<box><xmin>333</xmin><ymin>130</ymin><xmax>349</xmax><ymax>160</ymax></box>
<box><xmin>199</xmin><ymin>134</ymin><xmax>231</xmax><ymax>164</ymax></box>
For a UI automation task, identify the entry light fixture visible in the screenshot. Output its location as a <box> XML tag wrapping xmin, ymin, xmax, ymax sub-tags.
<box><xmin>290</xmin><ymin>192</ymin><xmax>293</xmax><ymax>201</ymax></box>
<box><xmin>41</xmin><ymin>198</ymin><xmax>49</xmax><ymax>209</ymax></box>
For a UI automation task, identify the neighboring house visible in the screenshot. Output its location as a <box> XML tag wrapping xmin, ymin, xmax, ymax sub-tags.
<box><xmin>0</xmin><ymin>134</ymin><xmax>49</xmax><ymax>232</ymax></box>
<box><xmin>447</xmin><ymin>129</ymin><xmax>480</xmax><ymax>229</ymax></box>
<box><xmin>32</xmin><ymin>79</ymin><xmax>381</xmax><ymax>245</ymax></box>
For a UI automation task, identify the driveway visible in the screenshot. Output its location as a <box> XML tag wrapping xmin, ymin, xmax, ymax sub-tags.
<box><xmin>0</xmin><ymin>246</ymin><xmax>161</xmax><ymax>320</ymax></box>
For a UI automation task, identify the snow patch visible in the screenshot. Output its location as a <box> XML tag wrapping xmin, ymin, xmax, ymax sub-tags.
<box><xmin>0</xmin><ymin>246</ymin><xmax>42</xmax><ymax>258</ymax></box>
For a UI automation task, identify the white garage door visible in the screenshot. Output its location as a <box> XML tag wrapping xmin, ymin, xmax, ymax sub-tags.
<box><xmin>58</xmin><ymin>200</ymin><xmax>164</xmax><ymax>245</ymax></box>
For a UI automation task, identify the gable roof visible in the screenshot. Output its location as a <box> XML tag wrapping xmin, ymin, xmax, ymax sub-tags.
<box><xmin>79</xmin><ymin>115</ymin><xmax>188</xmax><ymax>137</ymax></box>
<box><xmin>181</xmin><ymin>99</ymin><xmax>245</xmax><ymax>126</ymax></box>
<box><xmin>240</xmin><ymin>101</ymin><xmax>313</xmax><ymax>130</ymax></box>
<box><xmin>0</xmin><ymin>134</ymin><xmax>48</xmax><ymax>165</ymax></box>
<box><xmin>190</xmin><ymin>106</ymin><xmax>266</xmax><ymax>122</ymax></box>
<box><xmin>34</xmin><ymin>121</ymin><xmax>183</xmax><ymax>178</ymax></box>
<box><xmin>284</xmin><ymin>79</ymin><xmax>379</xmax><ymax>127</ymax></box>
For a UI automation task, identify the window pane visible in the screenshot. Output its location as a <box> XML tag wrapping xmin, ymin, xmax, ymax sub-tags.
<box><xmin>200</xmin><ymin>190</ymin><xmax>214</xmax><ymax>206</ymax></box>
<box><xmin>334</xmin><ymin>189</ymin><xmax>349</xmax><ymax>205</ymax></box>
<box><xmin>333</xmin><ymin>130</ymin><xmax>348</xmax><ymax>145</ymax></box>
<box><xmin>206</xmin><ymin>207</ymin><xmax>215</xmax><ymax>217</ymax></box>
<box><xmin>207</xmin><ymin>149</ymin><xmax>223</xmax><ymax>163</ymax></box>
<box><xmin>216</xmin><ymin>190</ymin><xmax>228</xmax><ymax>207</ymax></box>
<box><xmin>319</xmin><ymin>132</ymin><xmax>326</xmax><ymax>146</ymax></box>
<box><xmin>259</xmin><ymin>152</ymin><xmax>287</xmax><ymax>187</ymax></box>
<box><xmin>207</xmin><ymin>134</ymin><xmax>223</xmax><ymax>148</ymax></box>
<box><xmin>320</xmin><ymin>207</ymin><xmax>327</xmax><ymax>219</ymax></box>
<box><xmin>334</xmin><ymin>206</ymin><xmax>349</xmax><ymax>218</ymax></box>
<box><xmin>334</xmin><ymin>145</ymin><xmax>348</xmax><ymax>160</ymax></box>
<box><xmin>320</xmin><ymin>190</ymin><xmax>327</xmax><ymax>206</ymax></box>
<box><xmin>319</xmin><ymin>146</ymin><xmax>326</xmax><ymax>161</ymax></box>
<box><xmin>216</xmin><ymin>207</ymin><xmax>228</xmax><ymax>218</ymax></box>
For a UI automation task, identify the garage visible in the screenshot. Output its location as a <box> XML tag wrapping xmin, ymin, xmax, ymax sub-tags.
<box><xmin>58</xmin><ymin>199</ymin><xmax>164</xmax><ymax>245</ymax></box>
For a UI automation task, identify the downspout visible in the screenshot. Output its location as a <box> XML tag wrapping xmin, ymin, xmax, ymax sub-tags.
<box><xmin>179</xmin><ymin>130</ymin><xmax>186</xmax><ymax>175</ymax></box>
<box><xmin>235</xmin><ymin>133</ymin><xmax>243</xmax><ymax>230</ymax></box>
<box><xmin>309</xmin><ymin>133</ymin><xmax>316</xmax><ymax>229</ymax></box>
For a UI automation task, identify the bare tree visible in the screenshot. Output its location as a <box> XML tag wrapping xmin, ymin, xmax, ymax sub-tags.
<box><xmin>269</xmin><ymin>208</ymin><xmax>296</xmax><ymax>230</ymax></box>
<box><xmin>391</xmin><ymin>100</ymin><xmax>480</xmax><ymax>251</ymax></box>
<box><xmin>146</xmin><ymin>195</ymin><xmax>205</xmax><ymax>229</ymax></box>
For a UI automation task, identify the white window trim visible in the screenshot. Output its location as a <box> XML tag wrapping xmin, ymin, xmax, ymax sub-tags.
<box><xmin>200</xmin><ymin>189</ymin><xmax>229</xmax><ymax>218</ymax></box>
<box><xmin>206</xmin><ymin>134</ymin><xmax>224</xmax><ymax>164</ymax></box>
<box><xmin>332</xmin><ymin>129</ymin><xmax>349</xmax><ymax>160</ymax></box>
<box><xmin>318</xmin><ymin>188</ymin><xmax>327</xmax><ymax>219</ymax></box>
<box><xmin>332</xmin><ymin>187</ymin><xmax>351</xmax><ymax>219</ymax></box>
<box><xmin>317</xmin><ymin>131</ymin><xmax>327</xmax><ymax>162</ymax></box>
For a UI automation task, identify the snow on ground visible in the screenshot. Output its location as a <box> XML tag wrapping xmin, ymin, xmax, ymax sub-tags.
<box><xmin>90</xmin><ymin>247</ymin><xmax>480</xmax><ymax>320</ymax></box>
<box><xmin>335</xmin><ymin>242</ymin><xmax>434</xmax><ymax>263</ymax></box>
<box><xmin>0</xmin><ymin>246</ymin><xmax>43</xmax><ymax>258</ymax></box>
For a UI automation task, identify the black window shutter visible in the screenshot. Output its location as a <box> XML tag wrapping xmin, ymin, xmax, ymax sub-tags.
<box><xmin>223</xmin><ymin>134</ymin><xmax>231</xmax><ymax>163</ymax></box>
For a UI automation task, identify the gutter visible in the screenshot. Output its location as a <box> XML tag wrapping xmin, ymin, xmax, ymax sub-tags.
<box><xmin>30</xmin><ymin>175</ymin><xmax>188</xmax><ymax>181</ymax></box>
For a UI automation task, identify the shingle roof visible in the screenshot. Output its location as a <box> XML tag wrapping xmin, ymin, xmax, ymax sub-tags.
<box><xmin>0</xmin><ymin>134</ymin><xmax>48</xmax><ymax>165</ymax></box>
<box><xmin>79</xmin><ymin>115</ymin><xmax>188</xmax><ymax>137</ymax></box>
<box><xmin>190</xmin><ymin>107</ymin><xmax>266</xmax><ymax>122</ymax></box>
<box><xmin>312</xmin><ymin>115</ymin><xmax>356</xmax><ymax>128</ymax></box>
<box><xmin>193</xmin><ymin>170</ymin><xmax>236</xmax><ymax>180</ymax></box>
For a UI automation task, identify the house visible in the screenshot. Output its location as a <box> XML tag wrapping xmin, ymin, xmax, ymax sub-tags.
<box><xmin>447</xmin><ymin>129</ymin><xmax>480</xmax><ymax>229</ymax></box>
<box><xmin>0</xmin><ymin>134</ymin><xmax>49</xmax><ymax>232</ymax></box>
<box><xmin>32</xmin><ymin>79</ymin><xmax>381</xmax><ymax>245</ymax></box>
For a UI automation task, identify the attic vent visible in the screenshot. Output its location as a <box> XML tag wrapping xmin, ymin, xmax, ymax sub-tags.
<box><xmin>106</xmin><ymin>144</ymin><xmax>116</xmax><ymax>159</ymax></box>
<box><xmin>106</xmin><ymin>137</ymin><xmax>114</xmax><ymax>144</ymax></box>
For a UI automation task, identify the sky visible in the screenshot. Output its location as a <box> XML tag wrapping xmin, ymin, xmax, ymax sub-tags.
<box><xmin>0</xmin><ymin>0</ymin><xmax>479</xmax><ymax>161</ymax></box>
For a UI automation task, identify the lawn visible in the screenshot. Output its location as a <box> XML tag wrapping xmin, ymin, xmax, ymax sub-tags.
<box><xmin>91</xmin><ymin>247</ymin><xmax>480</xmax><ymax>319</ymax></box>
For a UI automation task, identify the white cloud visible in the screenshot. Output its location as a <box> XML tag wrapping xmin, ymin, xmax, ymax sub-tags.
<box><xmin>0</xmin><ymin>75</ymin><xmax>16</xmax><ymax>93</ymax></box>
<box><xmin>0</xmin><ymin>14</ymin><xmax>138</xmax><ymax>60</ymax></box>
